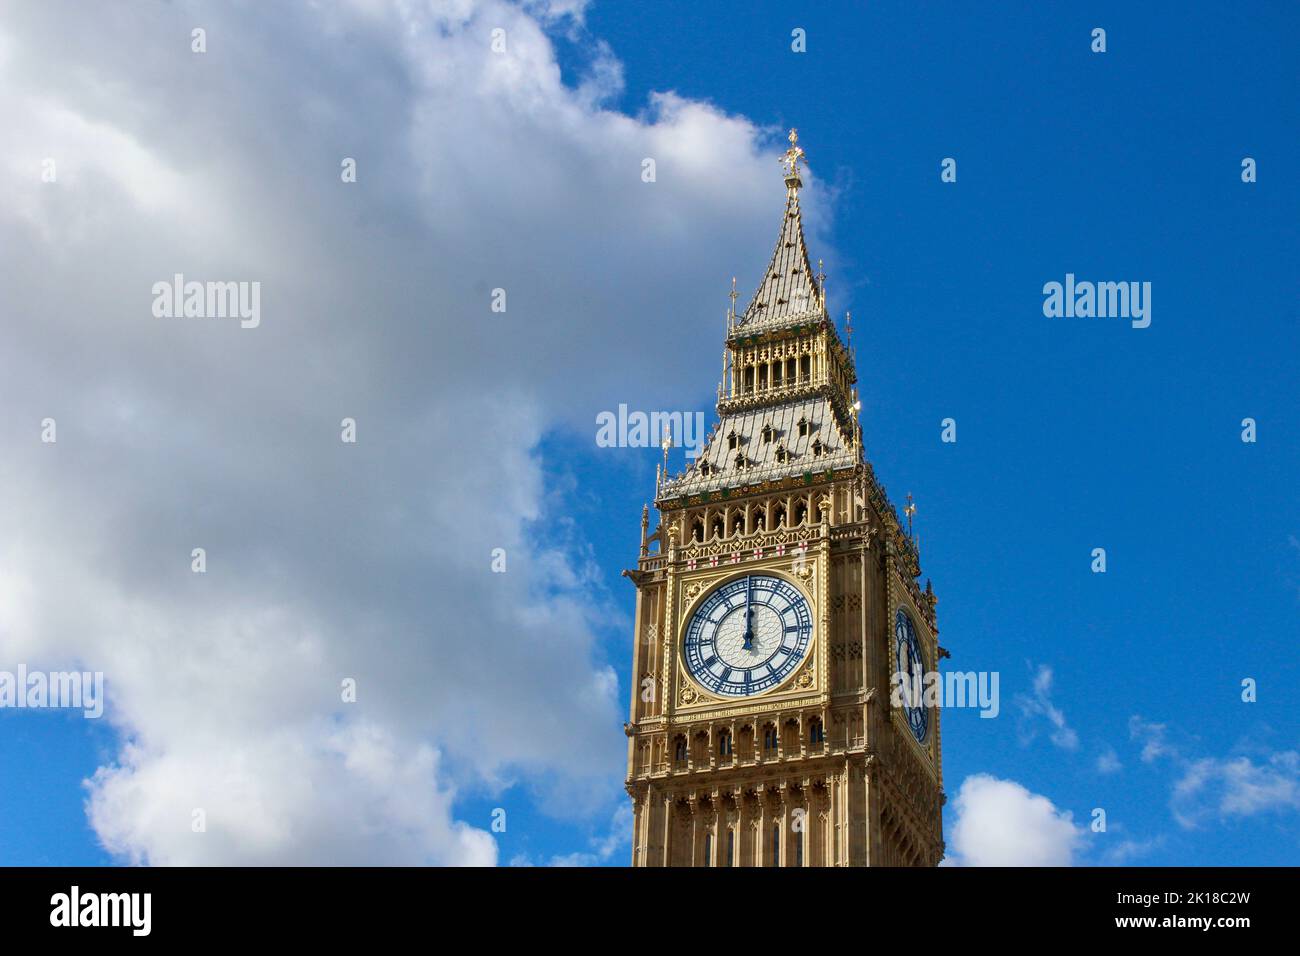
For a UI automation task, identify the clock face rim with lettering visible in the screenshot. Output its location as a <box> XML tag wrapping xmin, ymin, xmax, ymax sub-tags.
<box><xmin>681</xmin><ymin>573</ymin><xmax>813</xmax><ymax>699</ymax></box>
<box><xmin>894</xmin><ymin>608</ymin><xmax>929</xmax><ymax>743</ymax></box>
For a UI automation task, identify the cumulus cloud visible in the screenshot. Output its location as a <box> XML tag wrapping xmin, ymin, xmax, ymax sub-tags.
<box><xmin>0</xmin><ymin>0</ymin><xmax>819</xmax><ymax>862</ymax></box>
<box><xmin>945</xmin><ymin>774</ymin><xmax>1084</xmax><ymax>866</ymax></box>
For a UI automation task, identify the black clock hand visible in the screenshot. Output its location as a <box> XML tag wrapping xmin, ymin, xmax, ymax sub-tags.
<box><xmin>742</xmin><ymin>577</ymin><xmax>754</xmax><ymax>650</ymax></box>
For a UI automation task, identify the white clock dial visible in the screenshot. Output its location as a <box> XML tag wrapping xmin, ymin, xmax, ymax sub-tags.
<box><xmin>683</xmin><ymin>574</ymin><xmax>812</xmax><ymax>698</ymax></box>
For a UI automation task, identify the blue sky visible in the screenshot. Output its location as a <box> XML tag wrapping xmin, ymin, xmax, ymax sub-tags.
<box><xmin>538</xmin><ymin>0</ymin><xmax>1299</xmax><ymax>865</ymax></box>
<box><xmin>1</xmin><ymin>1</ymin><xmax>1296</xmax><ymax>866</ymax></box>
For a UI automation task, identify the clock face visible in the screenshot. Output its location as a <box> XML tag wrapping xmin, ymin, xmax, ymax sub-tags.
<box><xmin>683</xmin><ymin>574</ymin><xmax>812</xmax><ymax>698</ymax></box>
<box><xmin>894</xmin><ymin>609</ymin><xmax>929</xmax><ymax>743</ymax></box>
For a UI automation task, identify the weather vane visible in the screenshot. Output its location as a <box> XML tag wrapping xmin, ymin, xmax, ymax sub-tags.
<box><xmin>904</xmin><ymin>493</ymin><xmax>916</xmax><ymax>538</ymax></box>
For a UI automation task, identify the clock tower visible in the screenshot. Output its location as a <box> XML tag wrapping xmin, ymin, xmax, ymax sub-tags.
<box><xmin>623</xmin><ymin>131</ymin><xmax>944</xmax><ymax>866</ymax></box>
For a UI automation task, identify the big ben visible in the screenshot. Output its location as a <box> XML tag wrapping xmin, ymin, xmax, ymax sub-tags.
<box><xmin>623</xmin><ymin>131</ymin><xmax>944</xmax><ymax>867</ymax></box>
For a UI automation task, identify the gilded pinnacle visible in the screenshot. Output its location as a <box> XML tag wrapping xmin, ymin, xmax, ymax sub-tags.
<box><xmin>782</xmin><ymin>128</ymin><xmax>805</xmax><ymax>186</ymax></box>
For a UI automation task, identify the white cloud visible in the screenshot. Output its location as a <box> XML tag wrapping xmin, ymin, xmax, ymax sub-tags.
<box><xmin>1096</xmin><ymin>746</ymin><xmax>1123</xmax><ymax>774</ymax></box>
<box><xmin>0</xmin><ymin>1</ymin><xmax>816</xmax><ymax>862</ymax></box>
<box><xmin>509</xmin><ymin>803</ymin><xmax>631</xmax><ymax>867</ymax></box>
<box><xmin>1015</xmin><ymin>663</ymin><xmax>1078</xmax><ymax>750</ymax></box>
<box><xmin>1129</xmin><ymin>715</ymin><xmax>1176</xmax><ymax>763</ymax></box>
<box><xmin>1171</xmin><ymin>751</ymin><xmax>1300</xmax><ymax>830</ymax></box>
<box><xmin>945</xmin><ymin>774</ymin><xmax>1084</xmax><ymax>866</ymax></box>
<box><xmin>1101</xmin><ymin>836</ymin><xmax>1161</xmax><ymax>865</ymax></box>
<box><xmin>1129</xmin><ymin>715</ymin><xmax>1300</xmax><ymax>831</ymax></box>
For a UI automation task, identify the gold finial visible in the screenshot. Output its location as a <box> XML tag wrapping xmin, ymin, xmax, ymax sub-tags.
<box><xmin>782</xmin><ymin>128</ymin><xmax>806</xmax><ymax>183</ymax></box>
<box><xmin>904</xmin><ymin>493</ymin><xmax>916</xmax><ymax>539</ymax></box>
<box><xmin>661</xmin><ymin>425</ymin><xmax>672</xmax><ymax>479</ymax></box>
<box><xmin>729</xmin><ymin>276</ymin><xmax>738</xmax><ymax>321</ymax></box>
<box><xmin>851</xmin><ymin>391</ymin><xmax>863</xmax><ymax>455</ymax></box>
<box><xmin>845</xmin><ymin>310</ymin><xmax>853</xmax><ymax>349</ymax></box>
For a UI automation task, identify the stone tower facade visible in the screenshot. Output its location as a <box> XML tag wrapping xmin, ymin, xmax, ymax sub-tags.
<box><xmin>623</xmin><ymin>132</ymin><xmax>944</xmax><ymax>867</ymax></box>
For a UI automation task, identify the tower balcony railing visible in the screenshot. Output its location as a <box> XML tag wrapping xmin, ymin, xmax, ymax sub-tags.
<box><xmin>718</xmin><ymin>374</ymin><xmax>820</xmax><ymax>408</ymax></box>
<box><xmin>650</xmin><ymin>747</ymin><xmax>837</xmax><ymax>779</ymax></box>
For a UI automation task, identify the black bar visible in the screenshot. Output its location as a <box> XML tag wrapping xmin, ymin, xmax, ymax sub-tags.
<box><xmin>0</xmin><ymin>866</ymin><xmax>1287</xmax><ymax>941</ymax></box>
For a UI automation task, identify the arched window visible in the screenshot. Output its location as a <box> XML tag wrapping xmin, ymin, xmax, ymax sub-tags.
<box><xmin>761</xmin><ymin>423</ymin><xmax>774</xmax><ymax>443</ymax></box>
<box><xmin>673</xmin><ymin>736</ymin><xmax>688</xmax><ymax>765</ymax></box>
<box><xmin>718</xmin><ymin>730</ymin><xmax>733</xmax><ymax>757</ymax></box>
<box><xmin>793</xmin><ymin>501</ymin><xmax>807</xmax><ymax>525</ymax></box>
<box><xmin>710</xmin><ymin>517</ymin><xmax>724</xmax><ymax>540</ymax></box>
<box><xmin>812</xmin><ymin>439</ymin><xmax>824</xmax><ymax>458</ymax></box>
<box><xmin>773</xmin><ymin>504</ymin><xmax>787</xmax><ymax>527</ymax></box>
<box><xmin>733</xmin><ymin>452</ymin><xmax>746</xmax><ymax>471</ymax></box>
<box><xmin>762</xmin><ymin>724</ymin><xmax>778</xmax><ymax>753</ymax></box>
<box><xmin>809</xmin><ymin>718</ymin><xmax>825</xmax><ymax>746</ymax></box>
<box><xmin>699</xmin><ymin>460</ymin><xmax>712</xmax><ymax>476</ymax></box>
<box><xmin>775</xmin><ymin>444</ymin><xmax>789</xmax><ymax>464</ymax></box>
<box><xmin>691</xmin><ymin>518</ymin><xmax>704</xmax><ymax>542</ymax></box>
<box><xmin>728</xmin><ymin>430</ymin><xmax>739</xmax><ymax>450</ymax></box>
<box><xmin>797</xmin><ymin>416</ymin><xmax>810</xmax><ymax>437</ymax></box>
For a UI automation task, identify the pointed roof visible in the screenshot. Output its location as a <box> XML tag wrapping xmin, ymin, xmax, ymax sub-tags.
<box><xmin>656</xmin><ymin>129</ymin><xmax>864</xmax><ymax>504</ymax></box>
<box><xmin>733</xmin><ymin>130</ymin><xmax>825</xmax><ymax>335</ymax></box>
<box><xmin>659</xmin><ymin>394</ymin><xmax>858</xmax><ymax>499</ymax></box>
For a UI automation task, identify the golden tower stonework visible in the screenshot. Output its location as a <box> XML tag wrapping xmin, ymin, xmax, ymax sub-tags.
<box><xmin>623</xmin><ymin>132</ymin><xmax>944</xmax><ymax>867</ymax></box>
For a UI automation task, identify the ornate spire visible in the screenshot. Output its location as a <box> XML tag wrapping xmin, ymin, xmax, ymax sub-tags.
<box><xmin>734</xmin><ymin>129</ymin><xmax>823</xmax><ymax>334</ymax></box>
